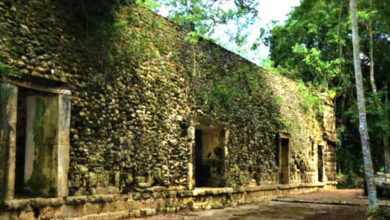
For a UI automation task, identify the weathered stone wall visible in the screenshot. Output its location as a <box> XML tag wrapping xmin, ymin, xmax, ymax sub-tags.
<box><xmin>0</xmin><ymin>0</ymin><xmax>337</xmax><ymax>219</ymax></box>
<box><xmin>0</xmin><ymin>185</ymin><xmax>324</xmax><ymax>220</ymax></box>
<box><xmin>263</xmin><ymin>74</ymin><xmax>337</xmax><ymax>184</ymax></box>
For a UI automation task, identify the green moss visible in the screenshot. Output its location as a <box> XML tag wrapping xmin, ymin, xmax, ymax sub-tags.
<box><xmin>0</xmin><ymin>61</ymin><xmax>20</xmax><ymax>79</ymax></box>
<box><xmin>278</xmin><ymin>116</ymin><xmax>299</xmax><ymax>133</ymax></box>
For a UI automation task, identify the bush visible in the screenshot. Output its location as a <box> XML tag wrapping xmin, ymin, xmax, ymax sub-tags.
<box><xmin>336</xmin><ymin>172</ymin><xmax>364</xmax><ymax>189</ymax></box>
<box><xmin>372</xmin><ymin>207</ymin><xmax>390</xmax><ymax>220</ymax></box>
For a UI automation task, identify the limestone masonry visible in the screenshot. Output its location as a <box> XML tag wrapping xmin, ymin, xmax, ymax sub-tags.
<box><xmin>0</xmin><ymin>1</ymin><xmax>336</xmax><ymax>219</ymax></box>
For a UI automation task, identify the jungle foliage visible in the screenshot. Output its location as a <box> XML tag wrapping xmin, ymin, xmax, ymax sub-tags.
<box><xmin>268</xmin><ymin>0</ymin><xmax>390</xmax><ymax>185</ymax></box>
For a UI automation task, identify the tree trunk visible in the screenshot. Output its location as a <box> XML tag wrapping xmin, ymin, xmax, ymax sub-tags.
<box><xmin>385</xmin><ymin>87</ymin><xmax>390</xmax><ymax>173</ymax></box>
<box><xmin>367</xmin><ymin>9</ymin><xmax>390</xmax><ymax>175</ymax></box>
<box><xmin>350</xmin><ymin>0</ymin><xmax>378</xmax><ymax>212</ymax></box>
<box><xmin>385</xmin><ymin>137</ymin><xmax>390</xmax><ymax>173</ymax></box>
<box><xmin>369</xmin><ymin>22</ymin><xmax>377</xmax><ymax>93</ymax></box>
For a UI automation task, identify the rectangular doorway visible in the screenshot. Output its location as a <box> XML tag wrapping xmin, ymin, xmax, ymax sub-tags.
<box><xmin>280</xmin><ymin>138</ymin><xmax>289</xmax><ymax>184</ymax></box>
<box><xmin>193</xmin><ymin>128</ymin><xmax>225</xmax><ymax>187</ymax></box>
<box><xmin>15</xmin><ymin>88</ymin><xmax>27</xmax><ymax>197</ymax></box>
<box><xmin>15</xmin><ymin>88</ymin><xmax>60</xmax><ymax>197</ymax></box>
<box><xmin>1</xmin><ymin>79</ymin><xmax>70</xmax><ymax>200</ymax></box>
<box><xmin>194</xmin><ymin>129</ymin><xmax>205</xmax><ymax>186</ymax></box>
<box><xmin>318</xmin><ymin>145</ymin><xmax>324</xmax><ymax>182</ymax></box>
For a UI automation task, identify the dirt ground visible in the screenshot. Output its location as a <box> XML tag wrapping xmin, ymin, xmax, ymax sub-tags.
<box><xmin>136</xmin><ymin>202</ymin><xmax>366</xmax><ymax>220</ymax></box>
<box><xmin>281</xmin><ymin>188</ymin><xmax>364</xmax><ymax>202</ymax></box>
<box><xmin>289</xmin><ymin>188</ymin><xmax>363</xmax><ymax>200</ymax></box>
<box><xmin>278</xmin><ymin>188</ymin><xmax>390</xmax><ymax>206</ymax></box>
<box><xmin>135</xmin><ymin>189</ymin><xmax>390</xmax><ymax>220</ymax></box>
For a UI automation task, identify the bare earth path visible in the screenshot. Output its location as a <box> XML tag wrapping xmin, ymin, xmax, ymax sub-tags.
<box><xmin>136</xmin><ymin>189</ymin><xmax>374</xmax><ymax>220</ymax></box>
<box><xmin>136</xmin><ymin>202</ymin><xmax>366</xmax><ymax>220</ymax></box>
<box><xmin>276</xmin><ymin>188</ymin><xmax>390</xmax><ymax>206</ymax></box>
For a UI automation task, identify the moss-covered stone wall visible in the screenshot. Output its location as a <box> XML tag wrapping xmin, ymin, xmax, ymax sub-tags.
<box><xmin>0</xmin><ymin>0</ymin><xmax>336</xmax><ymax>201</ymax></box>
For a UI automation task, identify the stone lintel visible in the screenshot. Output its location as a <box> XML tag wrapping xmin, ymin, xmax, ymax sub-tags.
<box><xmin>3</xmin><ymin>77</ymin><xmax>71</xmax><ymax>96</ymax></box>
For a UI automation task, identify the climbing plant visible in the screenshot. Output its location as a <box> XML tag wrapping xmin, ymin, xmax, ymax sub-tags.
<box><xmin>0</xmin><ymin>61</ymin><xmax>21</xmax><ymax>79</ymax></box>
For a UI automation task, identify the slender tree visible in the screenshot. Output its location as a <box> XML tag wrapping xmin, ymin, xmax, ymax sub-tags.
<box><xmin>364</xmin><ymin>0</ymin><xmax>390</xmax><ymax>174</ymax></box>
<box><xmin>350</xmin><ymin>0</ymin><xmax>378</xmax><ymax>213</ymax></box>
<box><xmin>368</xmin><ymin>24</ymin><xmax>377</xmax><ymax>93</ymax></box>
<box><xmin>385</xmin><ymin>89</ymin><xmax>390</xmax><ymax>173</ymax></box>
<box><xmin>366</xmin><ymin>5</ymin><xmax>390</xmax><ymax>174</ymax></box>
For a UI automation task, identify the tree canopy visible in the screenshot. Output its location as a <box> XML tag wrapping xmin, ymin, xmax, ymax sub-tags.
<box><xmin>268</xmin><ymin>0</ymin><xmax>390</xmax><ymax>181</ymax></box>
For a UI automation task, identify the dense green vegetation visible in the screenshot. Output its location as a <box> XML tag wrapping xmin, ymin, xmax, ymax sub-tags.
<box><xmin>268</xmin><ymin>0</ymin><xmax>390</xmax><ymax>187</ymax></box>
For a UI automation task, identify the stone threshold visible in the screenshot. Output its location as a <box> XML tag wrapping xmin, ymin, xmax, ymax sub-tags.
<box><xmin>278</xmin><ymin>182</ymin><xmax>325</xmax><ymax>189</ymax></box>
<box><xmin>188</xmin><ymin>183</ymin><xmax>326</xmax><ymax>196</ymax></box>
<box><xmin>189</xmin><ymin>183</ymin><xmax>326</xmax><ymax>196</ymax></box>
<box><xmin>238</xmin><ymin>185</ymin><xmax>278</xmax><ymax>192</ymax></box>
<box><xmin>237</xmin><ymin>183</ymin><xmax>325</xmax><ymax>192</ymax></box>
<box><xmin>191</xmin><ymin>187</ymin><xmax>234</xmax><ymax>196</ymax></box>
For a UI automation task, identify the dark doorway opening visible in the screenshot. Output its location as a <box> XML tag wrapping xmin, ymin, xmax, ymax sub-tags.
<box><xmin>280</xmin><ymin>138</ymin><xmax>289</xmax><ymax>184</ymax></box>
<box><xmin>15</xmin><ymin>88</ymin><xmax>27</xmax><ymax>197</ymax></box>
<box><xmin>193</xmin><ymin>128</ymin><xmax>225</xmax><ymax>187</ymax></box>
<box><xmin>274</xmin><ymin>135</ymin><xmax>280</xmax><ymax>167</ymax></box>
<box><xmin>194</xmin><ymin>129</ymin><xmax>207</xmax><ymax>186</ymax></box>
<box><xmin>318</xmin><ymin>145</ymin><xmax>324</xmax><ymax>182</ymax></box>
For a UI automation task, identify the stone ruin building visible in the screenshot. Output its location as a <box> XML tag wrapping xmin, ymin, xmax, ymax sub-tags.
<box><xmin>0</xmin><ymin>1</ymin><xmax>336</xmax><ymax>219</ymax></box>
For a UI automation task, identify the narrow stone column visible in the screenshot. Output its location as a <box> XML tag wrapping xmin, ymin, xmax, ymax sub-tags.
<box><xmin>222</xmin><ymin>129</ymin><xmax>229</xmax><ymax>186</ymax></box>
<box><xmin>187</xmin><ymin>125</ymin><xmax>195</xmax><ymax>190</ymax></box>
<box><xmin>56</xmin><ymin>94</ymin><xmax>71</xmax><ymax>197</ymax></box>
<box><xmin>0</xmin><ymin>82</ymin><xmax>17</xmax><ymax>201</ymax></box>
